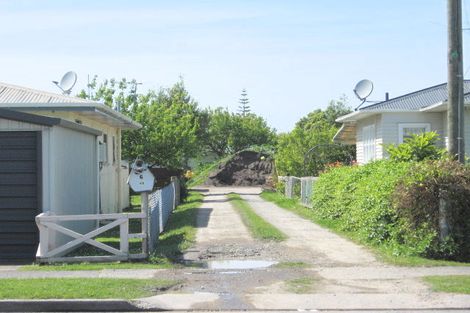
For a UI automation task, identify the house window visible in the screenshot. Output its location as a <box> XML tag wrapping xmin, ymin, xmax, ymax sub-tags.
<box><xmin>362</xmin><ymin>124</ymin><xmax>376</xmax><ymax>163</ymax></box>
<box><xmin>99</xmin><ymin>134</ymin><xmax>108</xmax><ymax>163</ymax></box>
<box><xmin>398</xmin><ymin>123</ymin><xmax>431</xmax><ymax>144</ymax></box>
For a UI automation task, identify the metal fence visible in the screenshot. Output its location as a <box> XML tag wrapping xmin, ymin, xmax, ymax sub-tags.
<box><xmin>279</xmin><ymin>176</ymin><xmax>318</xmax><ymax>208</ymax></box>
<box><xmin>148</xmin><ymin>177</ymin><xmax>180</xmax><ymax>253</ymax></box>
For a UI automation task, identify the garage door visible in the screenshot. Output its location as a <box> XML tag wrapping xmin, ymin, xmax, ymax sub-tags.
<box><xmin>0</xmin><ymin>131</ymin><xmax>41</xmax><ymax>262</ymax></box>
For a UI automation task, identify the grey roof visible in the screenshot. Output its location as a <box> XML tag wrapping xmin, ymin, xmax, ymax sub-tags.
<box><xmin>360</xmin><ymin>80</ymin><xmax>470</xmax><ymax>111</ymax></box>
<box><xmin>0</xmin><ymin>81</ymin><xmax>141</xmax><ymax>129</ymax></box>
<box><xmin>0</xmin><ymin>81</ymin><xmax>95</xmax><ymax>104</ymax></box>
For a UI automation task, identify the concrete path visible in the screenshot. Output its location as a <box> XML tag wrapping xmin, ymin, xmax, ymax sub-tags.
<box><xmin>241</xmin><ymin>194</ymin><xmax>377</xmax><ymax>266</ymax></box>
<box><xmin>196</xmin><ymin>188</ymin><xmax>253</xmax><ymax>244</ymax></box>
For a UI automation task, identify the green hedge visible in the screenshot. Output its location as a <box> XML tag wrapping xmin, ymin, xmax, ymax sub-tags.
<box><xmin>311</xmin><ymin>160</ymin><xmax>470</xmax><ymax>261</ymax></box>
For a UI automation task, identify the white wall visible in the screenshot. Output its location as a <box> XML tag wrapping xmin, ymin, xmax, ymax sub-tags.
<box><xmin>23</xmin><ymin>110</ymin><xmax>126</xmax><ymax>213</ymax></box>
<box><xmin>356</xmin><ymin>115</ymin><xmax>382</xmax><ymax>164</ymax></box>
<box><xmin>48</xmin><ymin>126</ymin><xmax>99</xmax><ymax>249</ymax></box>
<box><xmin>381</xmin><ymin>112</ymin><xmax>445</xmax><ymax>158</ymax></box>
<box><xmin>356</xmin><ymin>112</ymin><xmax>446</xmax><ymax>164</ymax></box>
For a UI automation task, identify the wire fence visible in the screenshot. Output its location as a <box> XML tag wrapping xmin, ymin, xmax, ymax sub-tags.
<box><xmin>148</xmin><ymin>177</ymin><xmax>180</xmax><ymax>253</ymax></box>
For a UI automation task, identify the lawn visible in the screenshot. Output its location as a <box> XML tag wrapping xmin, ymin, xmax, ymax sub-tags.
<box><xmin>150</xmin><ymin>191</ymin><xmax>203</xmax><ymax>264</ymax></box>
<box><xmin>0</xmin><ymin>278</ymin><xmax>179</xmax><ymax>299</ymax></box>
<box><xmin>227</xmin><ymin>193</ymin><xmax>287</xmax><ymax>241</ymax></box>
<box><xmin>423</xmin><ymin>276</ymin><xmax>470</xmax><ymax>294</ymax></box>
<box><xmin>23</xmin><ymin>191</ymin><xmax>204</xmax><ymax>271</ymax></box>
<box><xmin>260</xmin><ymin>190</ymin><xmax>470</xmax><ymax>267</ymax></box>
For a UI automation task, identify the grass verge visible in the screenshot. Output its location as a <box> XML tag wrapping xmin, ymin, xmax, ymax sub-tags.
<box><xmin>260</xmin><ymin>190</ymin><xmax>470</xmax><ymax>267</ymax></box>
<box><xmin>274</xmin><ymin>261</ymin><xmax>310</xmax><ymax>269</ymax></box>
<box><xmin>150</xmin><ymin>191</ymin><xmax>204</xmax><ymax>264</ymax></box>
<box><xmin>0</xmin><ymin>278</ymin><xmax>178</xmax><ymax>299</ymax></box>
<box><xmin>423</xmin><ymin>276</ymin><xmax>470</xmax><ymax>294</ymax></box>
<box><xmin>23</xmin><ymin>191</ymin><xmax>203</xmax><ymax>271</ymax></box>
<box><xmin>227</xmin><ymin>193</ymin><xmax>287</xmax><ymax>241</ymax></box>
<box><xmin>285</xmin><ymin>277</ymin><xmax>315</xmax><ymax>294</ymax></box>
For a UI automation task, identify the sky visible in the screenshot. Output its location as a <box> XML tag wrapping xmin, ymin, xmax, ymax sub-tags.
<box><xmin>0</xmin><ymin>0</ymin><xmax>468</xmax><ymax>132</ymax></box>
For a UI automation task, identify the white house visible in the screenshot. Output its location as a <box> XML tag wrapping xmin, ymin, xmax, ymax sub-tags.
<box><xmin>334</xmin><ymin>81</ymin><xmax>470</xmax><ymax>164</ymax></box>
<box><xmin>0</xmin><ymin>82</ymin><xmax>141</xmax><ymax>215</ymax></box>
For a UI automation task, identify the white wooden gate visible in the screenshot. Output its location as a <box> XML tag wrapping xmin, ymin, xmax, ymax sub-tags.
<box><xmin>35</xmin><ymin>212</ymin><xmax>147</xmax><ymax>263</ymax></box>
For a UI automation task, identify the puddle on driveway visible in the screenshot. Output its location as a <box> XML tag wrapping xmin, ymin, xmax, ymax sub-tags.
<box><xmin>207</xmin><ymin>260</ymin><xmax>277</xmax><ymax>270</ymax></box>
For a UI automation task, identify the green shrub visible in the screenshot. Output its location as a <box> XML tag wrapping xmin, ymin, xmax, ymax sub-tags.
<box><xmin>393</xmin><ymin>160</ymin><xmax>470</xmax><ymax>260</ymax></box>
<box><xmin>312</xmin><ymin>161</ymin><xmax>411</xmax><ymax>245</ymax></box>
<box><xmin>385</xmin><ymin>131</ymin><xmax>446</xmax><ymax>162</ymax></box>
<box><xmin>311</xmin><ymin>159</ymin><xmax>470</xmax><ymax>261</ymax></box>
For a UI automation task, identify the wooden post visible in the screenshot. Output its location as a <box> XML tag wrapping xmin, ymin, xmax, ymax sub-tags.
<box><xmin>447</xmin><ymin>0</ymin><xmax>465</xmax><ymax>162</ymax></box>
<box><xmin>141</xmin><ymin>192</ymin><xmax>149</xmax><ymax>256</ymax></box>
<box><xmin>119</xmin><ymin>217</ymin><xmax>129</xmax><ymax>255</ymax></box>
<box><xmin>35</xmin><ymin>214</ymin><xmax>49</xmax><ymax>258</ymax></box>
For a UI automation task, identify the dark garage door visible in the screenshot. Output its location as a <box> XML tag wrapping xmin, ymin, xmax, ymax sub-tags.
<box><xmin>0</xmin><ymin>131</ymin><xmax>41</xmax><ymax>262</ymax></box>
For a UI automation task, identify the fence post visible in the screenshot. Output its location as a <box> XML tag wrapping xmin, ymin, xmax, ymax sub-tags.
<box><xmin>120</xmin><ymin>217</ymin><xmax>129</xmax><ymax>255</ymax></box>
<box><xmin>438</xmin><ymin>188</ymin><xmax>450</xmax><ymax>241</ymax></box>
<box><xmin>171</xmin><ymin>176</ymin><xmax>180</xmax><ymax>207</ymax></box>
<box><xmin>35</xmin><ymin>214</ymin><xmax>49</xmax><ymax>258</ymax></box>
<box><xmin>285</xmin><ymin>176</ymin><xmax>292</xmax><ymax>198</ymax></box>
<box><xmin>141</xmin><ymin>192</ymin><xmax>149</xmax><ymax>256</ymax></box>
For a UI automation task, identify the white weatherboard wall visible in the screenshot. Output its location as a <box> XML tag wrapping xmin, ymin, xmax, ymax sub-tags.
<box><xmin>381</xmin><ymin>112</ymin><xmax>445</xmax><ymax>159</ymax></box>
<box><xmin>355</xmin><ymin>112</ymin><xmax>446</xmax><ymax>164</ymax></box>
<box><xmin>47</xmin><ymin>126</ymin><xmax>99</xmax><ymax>249</ymax></box>
<box><xmin>356</xmin><ymin>115</ymin><xmax>382</xmax><ymax>164</ymax></box>
<box><xmin>22</xmin><ymin>110</ymin><xmax>129</xmax><ymax>213</ymax></box>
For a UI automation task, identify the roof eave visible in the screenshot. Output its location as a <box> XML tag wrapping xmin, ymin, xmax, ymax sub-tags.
<box><xmin>0</xmin><ymin>103</ymin><xmax>142</xmax><ymax>129</ymax></box>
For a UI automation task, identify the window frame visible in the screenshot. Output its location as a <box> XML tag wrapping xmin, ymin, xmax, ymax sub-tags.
<box><xmin>398</xmin><ymin>123</ymin><xmax>431</xmax><ymax>144</ymax></box>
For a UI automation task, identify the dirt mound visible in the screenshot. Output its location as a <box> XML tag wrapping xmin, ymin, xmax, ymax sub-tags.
<box><xmin>205</xmin><ymin>151</ymin><xmax>273</xmax><ymax>186</ymax></box>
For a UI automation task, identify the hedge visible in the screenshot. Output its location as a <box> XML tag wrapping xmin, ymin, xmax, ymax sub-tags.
<box><xmin>311</xmin><ymin>159</ymin><xmax>470</xmax><ymax>261</ymax></box>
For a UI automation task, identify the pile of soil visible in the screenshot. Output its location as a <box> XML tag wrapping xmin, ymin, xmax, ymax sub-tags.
<box><xmin>205</xmin><ymin>151</ymin><xmax>273</xmax><ymax>186</ymax></box>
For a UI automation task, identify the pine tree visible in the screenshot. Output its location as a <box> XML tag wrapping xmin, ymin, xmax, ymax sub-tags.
<box><xmin>238</xmin><ymin>88</ymin><xmax>250</xmax><ymax>116</ymax></box>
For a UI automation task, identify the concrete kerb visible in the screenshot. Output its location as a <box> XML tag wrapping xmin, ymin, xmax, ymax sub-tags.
<box><xmin>0</xmin><ymin>299</ymin><xmax>146</xmax><ymax>312</ymax></box>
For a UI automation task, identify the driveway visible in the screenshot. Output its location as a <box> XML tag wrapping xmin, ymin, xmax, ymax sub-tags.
<box><xmin>146</xmin><ymin>186</ymin><xmax>470</xmax><ymax>311</ymax></box>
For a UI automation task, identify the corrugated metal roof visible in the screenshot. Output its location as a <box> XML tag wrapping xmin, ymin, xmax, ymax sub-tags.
<box><xmin>360</xmin><ymin>80</ymin><xmax>470</xmax><ymax>111</ymax></box>
<box><xmin>0</xmin><ymin>81</ymin><xmax>141</xmax><ymax>129</ymax></box>
<box><xmin>0</xmin><ymin>81</ymin><xmax>95</xmax><ymax>104</ymax></box>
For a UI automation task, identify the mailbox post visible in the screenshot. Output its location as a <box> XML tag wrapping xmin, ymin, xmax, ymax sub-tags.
<box><xmin>127</xmin><ymin>159</ymin><xmax>155</xmax><ymax>256</ymax></box>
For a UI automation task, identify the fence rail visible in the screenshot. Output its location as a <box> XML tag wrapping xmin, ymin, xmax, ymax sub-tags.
<box><xmin>35</xmin><ymin>212</ymin><xmax>147</xmax><ymax>263</ymax></box>
<box><xmin>35</xmin><ymin>177</ymin><xmax>180</xmax><ymax>263</ymax></box>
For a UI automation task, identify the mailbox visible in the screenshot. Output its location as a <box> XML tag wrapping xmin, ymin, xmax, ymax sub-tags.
<box><xmin>127</xmin><ymin>159</ymin><xmax>155</xmax><ymax>193</ymax></box>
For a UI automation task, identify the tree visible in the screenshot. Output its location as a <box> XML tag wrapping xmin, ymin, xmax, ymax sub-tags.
<box><xmin>275</xmin><ymin>98</ymin><xmax>355</xmax><ymax>177</ymax></box>
<box><xmin>79</xmin><ymin>77</ymin><xmax>202</xmax><ymax>169</ymax></box>
<box><xmin>202</xmin><ymin>108</ymin><xmax>276</xmax><ymax>156</ymax></box>
<box><xmin>238</xmin><ymin>89</ymin><xmax>250</xmax><ymax>116</ymax></box>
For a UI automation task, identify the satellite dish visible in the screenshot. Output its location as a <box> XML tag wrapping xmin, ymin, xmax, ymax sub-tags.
<box><xmin>52</xmin><ymin>71</ymin><xmax>77</xmax><ymax>95</ymax></box>
<box><xmin>353</xmin><ymin>79</ymin><xmax>373</xmax><ymax>101</ymax></box>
